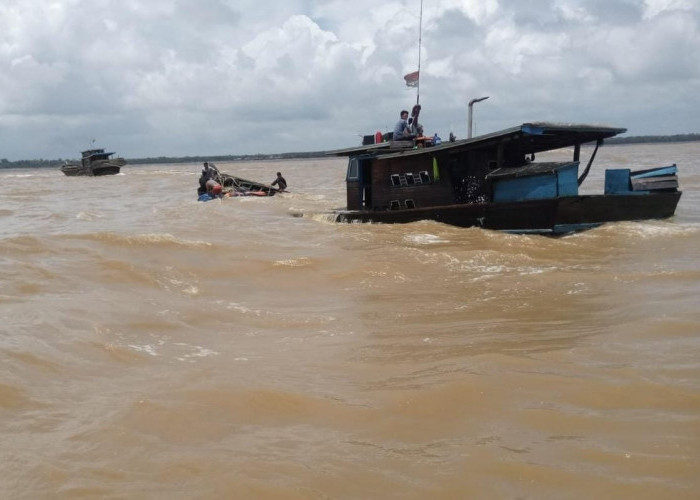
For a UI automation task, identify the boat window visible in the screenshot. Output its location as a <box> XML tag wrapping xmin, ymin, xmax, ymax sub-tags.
<box><xmin>391</xmin><ymin>172</ymin><xmax>432</xmax><ymax>187</ymax></box>
<box><xmin>390</xmin><ymin>200</ymin><xmax>401</xmax><ymax>210</ymax></box>
<box><xmin>347</xmin><ymin>159</ymin><xmax>359</xmax><ymax>180</ymax></box>
<box><xmin>405</xmin><ymin>199</ymin><xmax>415</xmax><ymax>209</ymax></box>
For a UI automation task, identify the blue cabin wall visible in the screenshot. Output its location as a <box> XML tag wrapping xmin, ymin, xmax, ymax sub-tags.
<box><xmin>605</xmin><ymin>169</ymin><xmax>631</xmax><ymax>194</ymax></box>
<box><xmin>557</xmin><ymin>164</ymin><xmax>579</xmax><ymax>196</ymax></box>
<box><xmin>492</xmin><ymin>163</ymin><xmax>579</xmax><ymax>202</ymax></box>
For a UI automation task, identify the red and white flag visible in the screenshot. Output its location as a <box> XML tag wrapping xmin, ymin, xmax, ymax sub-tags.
<box><xmin>403</xmin><ymin>71</ymin><xmax>419</xmax><ymax>88</ymax></box>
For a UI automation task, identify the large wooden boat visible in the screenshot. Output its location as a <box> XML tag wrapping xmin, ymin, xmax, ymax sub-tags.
<box><xmin>60</xmin><ymin>149</ymin><xmax>126</xmax><ymax>176</ymax></box>
<box><xmin>329</xmin><ymin>122</ymin><xmax>681</xmax><ymax>235</ymax></box>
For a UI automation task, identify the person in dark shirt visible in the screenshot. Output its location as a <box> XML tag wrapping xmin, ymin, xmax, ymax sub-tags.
<box><xmin>271</xmin><ymin>172</ymin><xmax>287</xmax><ymax>192</ymax></box>
<box><xmin>198</xmin><ymin>162</ymin><xmax>216</xmax><ymax>195</ymax></box>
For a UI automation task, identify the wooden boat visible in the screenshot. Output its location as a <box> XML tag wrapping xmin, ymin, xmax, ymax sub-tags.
<box><xmin>218</xmin><ymin>173</ymin><xmax>278</xmax><ymax>196</ymax></box>
<box><xmin>60</xmin><ymin>149</ymin><xmax>126</xmax><ymax>176</ymax></box>
<box><xmin>329</xmin><ymin>122</ymin><xmax>682</xmax><ymax>235</ymax></box>
<box><xmin>200</xmin><ymin>164</ymin><xmax>279</xmax><ymax>197</ymax></box>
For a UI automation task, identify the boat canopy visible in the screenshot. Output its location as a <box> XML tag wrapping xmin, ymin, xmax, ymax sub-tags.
<box><xmin>330</xmin><ymin>122</ymin><xmax>627</xmax><ymax>159</ymax></box>
<box><xmin>81</xmin><ymin>149</ymin><xmax>115</xmax><ymax>158</ymax></box>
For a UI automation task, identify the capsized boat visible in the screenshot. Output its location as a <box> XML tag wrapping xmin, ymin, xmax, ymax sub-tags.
<box><xmin>219</xmin><ymin>173</ymin><xmax>279</xmax><ymax>196</ymax></box>
<box><xmin>328</xmin><ymin>122</ymin><xmax>681</xmax><ymax>235</ymax></box>
<box><xmin>60</xmin><ymin>149</ymin><xmax>126</xmax><ymax>176</ymax></box>
<box><xmin>200</xmin><ymin>163</ymin><xmax>279</xmax><ymax>197</ymax></box>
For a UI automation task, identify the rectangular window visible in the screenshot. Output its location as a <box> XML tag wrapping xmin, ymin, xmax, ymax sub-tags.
<box><xmin>390</xmin><ymin>200</ymin><xmax>401</xmax><ymax>210</ymax></box>
<box><xmin>419</xmin><ymin>171</ymin><xmax>430</xmax><ymax>183</ymax></box>
<box><xmin>390</xmin><ymin>174</ymin><xmax>401</xmax><ymax>186</ymax></box>
<box><xmin>406</xmin><ymin>173</ymin><xmax>415</xmax><ymax>185</ymax></box>
<box><xmin>405</xmin><ymin>199</ymin><xmax>415</xmax><ymax>209</ymax></box>
<box><xmin>347</xmin><ymin>159</ymin><xmax>359</xmax><ymax>180</ymax></box>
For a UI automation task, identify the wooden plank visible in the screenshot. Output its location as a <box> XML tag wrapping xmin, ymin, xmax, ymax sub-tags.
<box><xmin>631</xmin><ymin>165</ymin><xmax>677</xmax><ymax>179</ymax></box>
<box><xmin>631</xmin><ymin>176</ymin><xmax>678</xmax><ymax>191</ymax></box>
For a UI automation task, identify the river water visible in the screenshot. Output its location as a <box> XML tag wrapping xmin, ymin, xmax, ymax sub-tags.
<box><xmin>1</xmin><ymin>142</ymin><xmax>699</xmax><ymax>498</ymax></box>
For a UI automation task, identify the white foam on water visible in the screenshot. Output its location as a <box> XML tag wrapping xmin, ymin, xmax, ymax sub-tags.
<box><xmin>127</xmin><ymin>344</ymin><xmax>159</xmax><ymax>356</ymax></box>
<box><xmin>273</xmin><ymin>257</ymin><xmax>311</xmax><ymax>267</ymax></box>
<box><xmin>76</xmin><ymin>211</ymin><xmax>104</xmax><ymax>221</ymax></box>
<box><xmin>173</xmin><ymin>344</ymin><xmax>219</xmax><ymax>362</ymax></box>
<box><xmin>404</xmin><ymin>233</ymin><xmax>449</xmax><ymax>245</ymax></box>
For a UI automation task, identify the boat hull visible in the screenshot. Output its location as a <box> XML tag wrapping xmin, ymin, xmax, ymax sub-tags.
<box><xmin>334</xmin><ymin>191</ymin><xmax>682</xmax><ymax>235</ymax></box>
<box><xmin>91</xmin><ymin>165</ymin><xmax>122</xmax><ymax>176</ymax></box>
<box><xmin>218</xmin><ymin>174</ymin><xmax>278</xmax><ymax>196</ymax></box>
<box><xmin>60</xmin><ymin>159</ymin><xmax>124</xmax><ymax>177</ymax></box>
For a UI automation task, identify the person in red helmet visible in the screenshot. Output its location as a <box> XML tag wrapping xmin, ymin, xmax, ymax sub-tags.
<box><xmin>198</xmin><ymin>179</ymin><xmax>224</xmax><ymax>202</ymax></box>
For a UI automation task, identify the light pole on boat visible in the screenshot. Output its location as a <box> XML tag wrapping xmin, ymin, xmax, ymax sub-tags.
<box><xmin>415</xmin><ymin>0</ymin><xmax>423</xmax><ymax>106</ymax></box>
<box><xmin>468</xmin><ymin>96</ymin><xmax>489</xmax><ymax>138</ymax></box>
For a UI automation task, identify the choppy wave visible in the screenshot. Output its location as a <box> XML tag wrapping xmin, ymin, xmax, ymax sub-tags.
<box><xmin>609</xmin><ymin>220</ymin><xmax>700</xmax><ymax>239</ymax></box>
<box><xmin>63</xmin><ymin>232</ymin><xmax>212</xmax><ymax>248</ymax></box>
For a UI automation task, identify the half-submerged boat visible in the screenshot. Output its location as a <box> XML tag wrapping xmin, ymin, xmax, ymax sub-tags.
<box><xmin>199</xmin><ymin>163</ymin><xmax>279</xmax><ymax>197</ymax></box>
<box><xmin>60</xmin><ymin>149</ymin><xmax>126</xmax><ymax>176</ymax></box>
<box><xmin>329</xmin><ymin>122</ymin><xmax>681</xmax><ymax>235</ymax></box>
<box><xmin>219</xmin><ymin>173</ymin><xmax>279</xmax><ymax>196</ymax></box>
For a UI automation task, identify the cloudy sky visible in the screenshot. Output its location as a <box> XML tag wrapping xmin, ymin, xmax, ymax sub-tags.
<box><xmin>1</xmin><ymin>0</ymin><xmax>698</xmax><ymax>160</ymax></box>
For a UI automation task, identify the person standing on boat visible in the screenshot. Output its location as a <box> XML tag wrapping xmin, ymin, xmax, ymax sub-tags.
<box><xmin>271</xmin><ymin>172</ymin><xmax>287</xmax><ymax>192</ymax></box>
<box><xmin>393</xmin><ymin>110</ymin><xmax>412</xmax><ymax>140</ymax></box>
<box><xmin>408</xmin><ymin>104</ymin><xmax>423</xmax><ymax>137</ymax></box>
<box><xmin>198</xmin><ymin>162</ymin><xmax>216</xmax><ymax>195</ymax></box>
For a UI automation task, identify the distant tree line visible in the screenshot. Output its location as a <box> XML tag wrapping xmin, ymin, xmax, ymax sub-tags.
<box><xmin>2</xmin><ymin>134</ymin><xmax>698</xmax><ymax>169</ymax></box>
<box><xmin>0</xmin><ymin>158</ymin><xmax>66</xmax><ymax>169</ymax></box>
<box><xmin>607</xmin><ymin>133</ymin><xmax>700</xmax><ymax>144</ymax></box>
<box><xmin>0</xmin><ymin>151</ymin><xmax>331</xmax><ymax>169</ymax></box>
<box><xmin>126</xmin><ymin>151</ymin><xmax>331</xmax><ymax>165</ymax></box>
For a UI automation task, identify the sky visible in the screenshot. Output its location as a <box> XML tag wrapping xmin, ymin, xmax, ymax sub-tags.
<box><xmin>1</xmin><ymin>0</ymin><xmax>699</xmax><ymax>160</ymax></box>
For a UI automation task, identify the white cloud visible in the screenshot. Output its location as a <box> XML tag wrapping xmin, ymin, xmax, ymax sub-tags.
<box><xmin>643</xmin><ymin>0</ymin><xmax>698</xmax><ymax>18</ymax></box>
<box><xmin>0</xmin><ymin>0</ymin><xmax>699</xmax><ymax>160</ymax></box>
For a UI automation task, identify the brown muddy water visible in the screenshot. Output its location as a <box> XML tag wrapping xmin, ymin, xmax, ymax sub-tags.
<box><xmin>1</xmin><ymin>142</ymin><xmax>699</xmax><ymax>499</ymax></box>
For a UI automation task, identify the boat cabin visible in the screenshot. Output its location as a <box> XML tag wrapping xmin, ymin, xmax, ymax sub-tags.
<box><xmin>334</xmin><ymin>123</ymin><xmax>632</xmax><ymax>213</ymax></box>
<box><xmin>81</xmin><ymin>149</ymin><xmax>117</xmax><ymax>166</ymax></box>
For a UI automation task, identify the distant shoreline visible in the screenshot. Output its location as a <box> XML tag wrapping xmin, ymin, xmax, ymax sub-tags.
<box><xmin>606</xmin><ymin>133</ymin><xmax>700</xmax><ymax>145</ymax></box>
<box><xmin>2</xmin><ymin>134</ymin><xmax>698</xmax><ymax>170</ymax></box>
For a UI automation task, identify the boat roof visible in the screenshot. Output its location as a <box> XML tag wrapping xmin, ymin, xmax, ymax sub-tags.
<box><xmin>81</xmin><ymin>149</ymin><xmax>115</xmax><ymax>156</ymax></box>
<box><xmin>329</xmin><ymin>122</ymin><xmax>627</xmax><ymax>159</ymax></box>
<box><xmin>326</xmin><ymin>141</ymin><xmax>394</xmax><ymax>156</ymax></box>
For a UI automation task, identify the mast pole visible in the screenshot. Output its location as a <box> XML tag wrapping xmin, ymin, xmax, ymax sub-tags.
<box><xmin>416</xmin><ymin>0</ymin><xmax>423</xmax><ymax>105</ymax></box>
